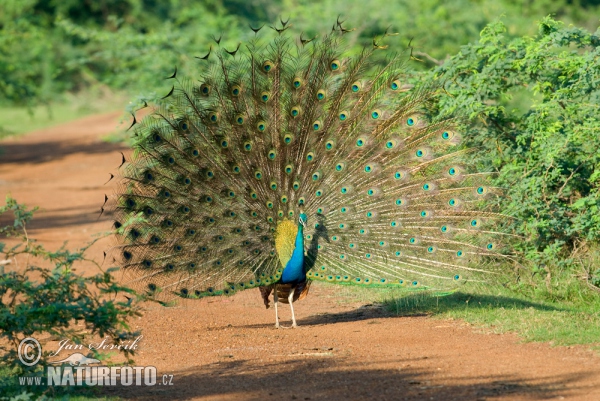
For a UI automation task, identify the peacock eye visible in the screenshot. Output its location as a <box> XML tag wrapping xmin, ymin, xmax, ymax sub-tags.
<box><xmin>262</xmin><ymin>60</ymin><xmax>274</xmax><ymax>72</ymax></box>
<box><xmin>256</xmin><ymin>121</ymin><xmax>267</xmax><ymax>132</ymax></box>
<box><xmin>200</xmin><ymin>83</ymin><xmax>211</xmax><ymax>96</ymax></box>
<box><xmin>330</xmin><ymin>59</ymin><xmax>340</xmax><ymax>71</ymax></box>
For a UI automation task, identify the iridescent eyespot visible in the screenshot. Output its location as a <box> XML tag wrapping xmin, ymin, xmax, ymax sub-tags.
<box><xmin>315</xmin><ymin>189</ymin><xmax>323</xmax><ymax>197</ymax></box>
<box><xmin>351</xmin><ymin>81</ymin><xmax>361</xmax><ymax>92</ymax></box>
<box><xmin>254</xmin><ymin>171</ymin><xmax>263</xmax><ymax>179</ymax></box>
<box><xmin>208</xmin><ymin>112</ymin><xmax>219</xmax><ymax>123</ymax></box>
<box><xmin>292</xmin><ymin>181</ymin><xmax>300</xmax><ymax>190</ymax></box>
<box><xmin>200</xmin><ymin>83</ymin><xmax>210</xmax><ymax>96</ymax></box>
<box><xmin>235</xmin><ymin>115</ymin><xmax>244</xmax><ymax>125</ymax></box>
<box><xmin>178</xmin><ymin>120</ymin><xmax>189</xmax><ymax>131</ymax></box>
<box><xmin>371</xmin><ymin>109</ymin><xmax>381</xmax><ymax>119</ymax></box>
<box><xmin>390</xmin><ymin>79</ymin><xmax>401</xmax><ymax>90</ymax></box>
<box><xmin>256</xmin><ymin>121</ymin><xmax>267</xmax><ymax>132</ymax></box>
<box><xmin>335</xmin><ymin>162</ymin><xmax>345</xmax><ymax>172</ymax></box>
<box><xmin>261</xmin><ymin>91</ymin><xmax>270</xmax><ymax>102</ymax></box>
<box><xmin>306</xmin><ymin>152</ymin><xmax>315</xmax><ymax>162</ymax></box>
<box><xmin>268</xmin><ymin>150</ymin><xmax>276</xmax><ymax>160</ymax></box>
<box><xmin>284</xmin><ymin>134</ymin><xmax>293</xmax><ymax>144</ymax></box>
<box><xmin>330</xmin><ymin>59</ymin><xmax>340</xmax><ymax>71</ymax></box>
<box><xmin>244</xmin><ymin>142</ymin><xmax>252</xmax><ymax>151</ymax></box>
<box><xmin>442</xmin><ymin>130</ymin><xmax>455</xmax><ymax>140</ymax></box>
<box><xmin>292</xmin><ymin>77</ymin><xmax>302</xmax><ymax>89</ymax></box>
<box><xmin>231</xmin><ymin>85</ymin><xmax>241</xmax><ymax>96</ymax></box>
<box><xmin>290</xmin><ymin>106</ymin><xmax>301</xmax><ymax>118</ymax></box>
<box><xmin>356</xmin><ymin>138</ymin><xmax>365</xmax><ymax>147</ymax></box>
<box><xmin>476</xmin><ymin>186</ymin><xmax>487</xmax><ymax>195</ymax></box>
<box><xmin>407</xmin><ymin>117</ymin><xmax>415</xmax><ymax>126</ymax></box>
<box><xmin>313</xmin><ymin>120</ymin><xmax>321</xmax><ymax>131</ymax></box>
<box><xmin>316</xmin><ymin>90</ymin><xmax>326</xmax><ymax>100</ymax></box>
<box><xmin>262</xmin><ymin>60</ymin><xmax>274</xmax><ymax>72</ymax></box>
<box><xmin>284</xmin><ymin>164</ymin><xmax>293</xmax><ymax>174</ymax></box>
<box><xmin>339</xmin><ymin>111</ymin><xmax>349</xmax><ymax>121</ymax></box>
<box><xmin>325</xmin><ymin>140</ymin><xmax>335</xmax><ymax>150</ymax></box>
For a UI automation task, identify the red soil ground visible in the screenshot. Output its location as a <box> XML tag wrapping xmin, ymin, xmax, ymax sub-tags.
<box><xmin>1</xmin><ymin>112</ymin><xmax>599</xmax><ymax>400</ymax></box>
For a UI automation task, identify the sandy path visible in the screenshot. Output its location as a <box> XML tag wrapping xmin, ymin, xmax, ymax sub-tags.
<box><xmin>1</xmin><ymin>114</ymin><xmax>599</xmax><ymax>400</ymax></box>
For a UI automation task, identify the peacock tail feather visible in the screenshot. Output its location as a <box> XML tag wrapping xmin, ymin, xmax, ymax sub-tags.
<box><xmin>110</xmin><ymin>20</ymin><xmax>515</xmax><ymax>302</ymax></box>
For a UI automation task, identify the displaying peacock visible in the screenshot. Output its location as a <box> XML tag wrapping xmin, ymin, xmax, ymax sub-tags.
<box><xmin>110</xmin><ymin>19</ymin><xmax>512</xmax><ymax>328</ymax></box>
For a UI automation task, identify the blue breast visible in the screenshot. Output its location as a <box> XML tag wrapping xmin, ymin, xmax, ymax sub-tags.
<box><xmin>280</xmin><ymin>224</ymin><xmax>305</xmax><ymax>284</ymax></box>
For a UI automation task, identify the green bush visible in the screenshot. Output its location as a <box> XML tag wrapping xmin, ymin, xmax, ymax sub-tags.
<box><xmin>433</xmin><ymin>17</ymin><xmax>600</xmax><ymax>291</ymax></box>
<box><xmin>0</xmin><ymin>196</ymin><xmax>141</xmax><ymax>397</ymax></box>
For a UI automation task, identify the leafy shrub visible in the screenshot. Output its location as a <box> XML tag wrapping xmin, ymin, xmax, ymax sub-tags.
<box><xmin>433</xmin><ymin>17</ymin><xmax>600</xmax><ymax>290</ymax></box>
<box><xmin>0</xmin><ymin>196</ymin><xmax>141</xmax><ymax>396</ymax></box>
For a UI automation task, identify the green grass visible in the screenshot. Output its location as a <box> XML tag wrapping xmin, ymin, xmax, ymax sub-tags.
<box><xmin>334</xmin><ymin>280</ymin><xmax>600</xmax><ymax>349</ymax></box>
<box><xmin>0</xmin><ymin>92</ymin><xmax>125</xmax><ymax>140</ymax></box>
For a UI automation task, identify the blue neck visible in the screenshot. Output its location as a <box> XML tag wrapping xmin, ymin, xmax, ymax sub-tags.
<box><xmin>280</xmin><ymin>224</ymin><xmax>305</xmax><ymax>284</ymax></box>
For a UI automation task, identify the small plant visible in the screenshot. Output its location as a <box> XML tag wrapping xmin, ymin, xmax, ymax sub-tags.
<box><xmin>0</xmin><ymin>196</ymin><xmax>141</xmax><ymax>397</ymax></box>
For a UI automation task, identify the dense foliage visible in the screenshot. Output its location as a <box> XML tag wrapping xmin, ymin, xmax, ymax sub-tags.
<box><xmin>433</xmin><ymin>17</ymin><xmax>600</xmax><ymax>291</ymax></box>
<box><xmin>2</xmin><ymin>0</ymin><xmax>600</xmax><ymax>107</ymax></box>
<box><xmin>0</xmin><ymin>197</ymin><xmax>141</xmax><ymax>396</ymax></box>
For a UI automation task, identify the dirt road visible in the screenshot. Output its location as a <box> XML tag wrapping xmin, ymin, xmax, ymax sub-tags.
<box><xmin>1</xmin><ymin>113</ymin><xmax>599</xmax><ymax>400</ymax></box>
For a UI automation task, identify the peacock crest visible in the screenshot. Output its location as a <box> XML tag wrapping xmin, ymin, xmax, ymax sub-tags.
<box><xmin>110</xmin><ymin>19</ymin><xmax>513</xmax><ymax>327</ymax></box>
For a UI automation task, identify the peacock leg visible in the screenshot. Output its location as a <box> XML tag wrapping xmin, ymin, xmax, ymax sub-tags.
<box><xmin>273</xmin><ymin>284</ymin><xmax>280</xmax><ymax>329</ymax></box>
<box><xmin>288</xmin><ymin>286</ymin><xmax>297</xmax><ymax>328</ymax></box>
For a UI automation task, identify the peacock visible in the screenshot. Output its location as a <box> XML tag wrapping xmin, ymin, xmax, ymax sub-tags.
<box><xmin>109</xmin><ymin>19</ymin><xmax>511</xmax><ymax>328</ymax></box>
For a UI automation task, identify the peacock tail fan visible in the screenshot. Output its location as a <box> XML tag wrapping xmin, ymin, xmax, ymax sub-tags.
<box><xmin>110</xmin><ymin>20</ymin><xmax>517</xmax><ymax>303</ymax></box>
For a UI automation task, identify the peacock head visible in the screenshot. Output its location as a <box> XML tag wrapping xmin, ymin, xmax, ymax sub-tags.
<box><xmin>298</xmin><ymin>213</ymin><xmax>308</xmax><ymax>228</ymax></box>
